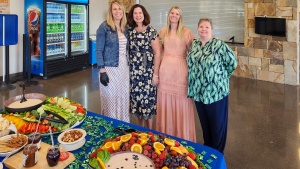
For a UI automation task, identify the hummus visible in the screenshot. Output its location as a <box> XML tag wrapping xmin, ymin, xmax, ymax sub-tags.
<box><xmin>8</xmin><ymin>99</ymin><xmax>42</xmax><ymax>109</ymax></box>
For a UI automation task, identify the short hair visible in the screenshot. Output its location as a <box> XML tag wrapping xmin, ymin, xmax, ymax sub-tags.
<box><xmin>127</xmin><ymin>4</ymin><xmax>150</xmax><ymax>28</ymax></box>
<box><xmin>198</xmin><ymin>18</ymin><xmax>213</xmax><ymax>29</ymax></box>
<box><xmin>107</xmin><ymin>0</ymin><xmax>127</xmax><ymax>32</ymax></box>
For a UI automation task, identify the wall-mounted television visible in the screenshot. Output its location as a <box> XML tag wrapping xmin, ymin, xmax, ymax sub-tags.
<box><xmin>255</xmin><ymin>17</ymin><xmax>286</xmax><ymax>37</ymax></box>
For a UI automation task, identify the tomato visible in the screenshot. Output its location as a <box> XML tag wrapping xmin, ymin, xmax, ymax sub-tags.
<box><xmin>59</xmin><ymin>151</ymin><xmax>69</xmax><ymax>161</ymax></box>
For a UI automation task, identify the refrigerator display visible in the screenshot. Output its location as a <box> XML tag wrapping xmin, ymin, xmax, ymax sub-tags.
<box><xmin>25</xmin><ymin>0</ymin><xmax>89</xmax><ymax>78</ymax></box>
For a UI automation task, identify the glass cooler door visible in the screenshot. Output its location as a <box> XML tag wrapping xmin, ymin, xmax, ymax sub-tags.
<box><xmin>46</xmin><ymin>2</ymin><xmax>68</xmax><ymax>60</ymax></box>
<box><xmin>70</xmin><ymin>4</ymin><xmax>88</xmax><ymax>55</ymax></box>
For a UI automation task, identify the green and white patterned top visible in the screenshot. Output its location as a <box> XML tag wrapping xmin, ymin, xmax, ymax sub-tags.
<box><xmin>186</xmin><ymin>38</ymin><xmax>237</xmax><ymax>104</ymax></box>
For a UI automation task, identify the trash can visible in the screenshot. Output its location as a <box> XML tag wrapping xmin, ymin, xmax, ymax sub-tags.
<box><xmin>89</xmin><ymin>36</ymin><xmax>97</xmax><ymax>65</ymax></box>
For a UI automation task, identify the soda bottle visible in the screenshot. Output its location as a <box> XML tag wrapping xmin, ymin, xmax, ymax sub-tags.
<box><xmin>54</xmin><ymin>23</ymin><xmax>58</xmax><ymax>33</ymax></box>
<box><xmin>60</xmin><ymin>24</ymin><xmax>64</xmax><ymax>32</ymax></box>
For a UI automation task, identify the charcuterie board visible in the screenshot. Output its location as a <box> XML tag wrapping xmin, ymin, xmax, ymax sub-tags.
<box><xmin>4</xmin><ymin>142</ymin><xmax>75</xmax><ymax>169</ymax></box>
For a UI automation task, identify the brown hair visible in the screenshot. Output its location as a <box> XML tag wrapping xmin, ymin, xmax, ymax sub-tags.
<box><xmin>198</xmin><ymin>18</ymin><xmax>213</xmax><ymax>29</ymax></box>
<box><xmin>127</xmin><ymin>4</ymin><xmax>150</xmax><ymax>28</ymax></box>
<box><xmin>107</xmin><ymin>0</ymin><xmax>127</xmax><ymax>32</ymax></box>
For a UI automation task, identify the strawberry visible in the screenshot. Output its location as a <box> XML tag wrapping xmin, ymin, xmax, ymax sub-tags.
<box><xmin>175</xmin><ymin>141</ymin><xmax>180</xmax><ymax>147</ymax></box>
<box><xmin>150</xmin><ymin>135</ymin><xmax>155</xmax><ymax>142</ymax></box>
<box><xmin>171</xmin><ymin>151</ymin><xmax>178</xmax><ymax>156</ymax></box>
<box><xmin>166</xmin><ymin>146</ymin><xmax>171</xmax><ymax>151</ymax></box>
<box><xmin>159</xmin><ymin>154</ymin><xmax>166</xmax><ymax>160</ymax></box>
<box><xmin>114</xmin><ymin>136</ymin><xmax>120</xmax><ymax>141</ymax></box>
<box><xmin>188</xmin><ymin>152</ymin><xmax>196</xmax><ymax>160</ymax></box>
<box><xmin>129</xmin><ymin>139</ymin><xmax>135</xmax><ymax>145</ymax></box>
<box><xmin>104</xmin><ymin>138</ymin><xmax>111</xmax><ymax>143</ymax></box>
<box><xmin>131</xmin><ymin>132</ymin><xmax>138</xmax><ymax>137</ymax></box>
<box><xmin>143</xmin><ymin>145</ymin><xmax>152</xmax><ymax>150</ymax></box>
<box><xmin>90</xmin><ymin>151</ymin><xmax>96</xmax><ymax>158</ymax></box>
<box><xmin>136</xmin><ymin>139</ymin><xmax>141</xmax><ymax>144</ymax></box>
<box><xmin>97</xmin><ymin>147</ymin><xmax>103</xmax><ymax>152</ymax></box>
<box><xmin>188</xmin><ymin>165</ymin><xmax>196</xmax><ymax>169</ymax></box>
<box><xmin>107</xmin><ymin>147</ymin><xmax>114</xmax><ymax>153</ymax></box>
<box><xmin>148</xmin><ymin>132</ymin><xmax>154</xmax><ymax>136</ymax></box>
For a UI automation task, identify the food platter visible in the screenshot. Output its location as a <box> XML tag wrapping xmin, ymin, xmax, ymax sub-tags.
<box><xmin>1</xmin><ymin>96</ymin><xmax>87</xmax><ymax>136</ymax></box>
<box><xmin>4</xmin><ymin>93</ymin><xmax>46</xmax><ymax>113</ymax></box>
<box><xmin>0</xmin><ymin>134</ymin><xmax>28</xmax><ymax>157</ymax></box>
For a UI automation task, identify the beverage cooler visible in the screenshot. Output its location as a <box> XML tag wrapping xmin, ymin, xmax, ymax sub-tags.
<box><xmin>25</xmin><ymin>0</ymin><xmax>89</xmax><ymax>78</ymax></box>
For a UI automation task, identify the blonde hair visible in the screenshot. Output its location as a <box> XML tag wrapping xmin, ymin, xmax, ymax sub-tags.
<box><xmin>106</xmin><ymin>0</ymin><xmax>127</xmax><ymax>32</ymax></box>
<box><xmin>198</xmin><ymin>18</ymin><xmax>213</xmax><ymax>29</ymax></box>
<box><xmin>162</xmin><ymin>6</ymin><xmax>184</xmax><ymax>44</ymax></box>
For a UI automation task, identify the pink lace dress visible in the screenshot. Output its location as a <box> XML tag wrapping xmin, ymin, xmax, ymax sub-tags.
<box><xmin>156</xmin><ymin>27</ymin><xmax>196</xmax><ymax>142</ymax></box>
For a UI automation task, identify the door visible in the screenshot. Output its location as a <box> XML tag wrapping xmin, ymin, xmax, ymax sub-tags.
<box><xmin>46</xmin><ymin>2</ymin><xmax>68</xmax><ymax>60</ymax></box>
<box><xmin>70</xmin><ymin>4</ymin><xmax>88</xmax><ymax>55</ymax></box>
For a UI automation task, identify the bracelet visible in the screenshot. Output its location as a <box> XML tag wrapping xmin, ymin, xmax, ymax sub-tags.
<box><xmin>153</xmin><ymin>74</ymin><xmax>159</xmax><ymax>78</ymax></box>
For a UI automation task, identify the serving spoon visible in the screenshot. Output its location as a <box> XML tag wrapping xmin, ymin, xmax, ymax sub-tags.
<box><xmin>20</xmin><ymin>82</ymin><xmax>27</xmax><ymax>103</ymax></box>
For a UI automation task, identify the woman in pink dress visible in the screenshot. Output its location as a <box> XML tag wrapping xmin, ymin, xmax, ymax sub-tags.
<box><xmin>156</xmin><ymin>6</ymin><xmax>196</xmax><ymax>142</ymax></box>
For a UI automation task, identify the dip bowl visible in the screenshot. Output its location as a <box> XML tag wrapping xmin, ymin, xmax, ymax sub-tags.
<box><xmin>57</xmin><ymin>128</ymin><xmax>86</xmax><ymax>151</ymax></box>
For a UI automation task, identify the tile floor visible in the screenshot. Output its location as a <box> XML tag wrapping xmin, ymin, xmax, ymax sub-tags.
<box><xmin>0</xmin><ymin>67</ymin><xmax>299</xmax><ymax>169</ymax></box>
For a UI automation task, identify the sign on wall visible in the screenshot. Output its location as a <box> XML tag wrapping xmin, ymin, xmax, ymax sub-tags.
<box><xmin>0</xmin><ymin>0</ymin><xmax>9</xmax><ymax>14</ymax></box>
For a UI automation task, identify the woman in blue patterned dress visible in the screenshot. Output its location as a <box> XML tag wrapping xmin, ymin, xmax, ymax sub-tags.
<box><xmin>127</xmin><ymin>4</ymin><xmax>161</xmax><ymax>129</ymax></box>
<box><xmin>187</xmin><ymin>18</ymin><xmax>238</xmax><ymax>153</ymax></box>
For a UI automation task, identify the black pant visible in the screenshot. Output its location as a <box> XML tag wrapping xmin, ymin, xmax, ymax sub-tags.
<box><xmin>195</xmin><ymin>95</ymin><xmax>228</xmax><ymax>153</ymax></box>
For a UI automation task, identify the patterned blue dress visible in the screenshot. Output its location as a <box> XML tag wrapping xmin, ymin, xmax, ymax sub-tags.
<box><xmin>128</xmin><ymin>25</ymin><xmax>158</xmax><ymax>120</ymax></box>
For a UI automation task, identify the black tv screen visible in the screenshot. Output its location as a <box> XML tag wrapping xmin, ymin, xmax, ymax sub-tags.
<box><xmin>255</xmin><ymin>17</ymin><xmax>286</xmax><ymax>37</ymax></box>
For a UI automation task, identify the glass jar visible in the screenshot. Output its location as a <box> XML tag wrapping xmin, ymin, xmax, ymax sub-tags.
<box><xmin>46</xmin><ymin>146</ymin><xmax>60</xmax><ymax>167</ymax></box>
<box><xmin>28</xmin><ymin>132</ymin><xmax>41</xmax><ymax>150</ymax></box>
<box><xmin>23</xmin><ymin>144</ymin><xmax>38</xmax><ymax>168</ymax></box>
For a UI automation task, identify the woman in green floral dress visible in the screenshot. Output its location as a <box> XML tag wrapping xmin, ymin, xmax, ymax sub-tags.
<box><xmin>187</xmin><ymin>18</ymin><xmax>237</xmax><ymax>153</ymax></box>
<box><xmin>126</xmin><ymin>4</ymin><xmax>161</xmax><ymax>129</ymax></box>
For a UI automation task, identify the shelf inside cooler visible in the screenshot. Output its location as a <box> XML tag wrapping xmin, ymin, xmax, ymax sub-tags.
<box><xmin>47</xmin><ymin>52</ymin><xmax>65</xmax><ymax>56</ymax></box>
<box><xmin>47</xmin><ymin>42</ymin><xmax>65</xmax><ymax>45</ymax></box>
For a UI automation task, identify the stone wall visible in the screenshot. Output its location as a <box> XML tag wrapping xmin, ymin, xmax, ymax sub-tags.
<box><xmin>232</xmin><ymin>0</ymin><xmax>298</xmax><ymax>85</ymax></box>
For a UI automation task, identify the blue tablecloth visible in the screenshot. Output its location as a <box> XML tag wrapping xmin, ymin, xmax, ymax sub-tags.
<box><xmin>0</xmin><ymin>111</ymin><xmax>227</xmax><ymax>169</ymax></box>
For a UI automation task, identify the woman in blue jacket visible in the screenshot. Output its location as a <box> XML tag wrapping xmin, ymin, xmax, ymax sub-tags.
<box><xmin>96</xmin><ymin>0</ymin><xmax>130</xmax><ymax>122</ymax></box>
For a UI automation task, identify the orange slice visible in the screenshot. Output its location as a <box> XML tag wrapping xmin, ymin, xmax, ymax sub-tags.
<box><xmin>112</xmin><ymin>141</ymin><xmax>122</xmax><ymax>151</ymax></box>
<box><xmin>153</xmin><ymin>142</ymin><xmax>165</xmax><ymax>151</ymax></box>
<box><xmin>139</xmin><ymin>139</ymin><xmax>148</xmax><ymax>146</ymax></box>
<box><xmin>102</xmin><ymin>141</ymin><xmax>112</xmax><ymax>149</ymax></box>
<box><xmin>120</xmin><ymin>133</ymin><xmax>132</xmax><ymax>142</ymax></box>
<box><xmin>187</xmin><ymin>156</ymin><xmax>199</xmax><ymax>168</ymax></box>
<box><xmin>138</xmin><ymin>133</ymin><xmax>149</xmax><ymax>141</ymax></box>
<box><xmin>130</xmin><ymin>143</ymin><xmax>143</xmax><ymax>153</ymax></box>
<box><xmin>178</xmin><ymin>145</ymin><xmax>189</xmax><ymax>155</ymax></box>
<box><xmin>178</xmin><ymin>167</ymin><xmax>187</xmax><ymax>169</ymax></box>
<box><xmin>162</xmin><ymin>166</ymin><xmax>169</xmax><ymax>169</ymax></box>
<box><xmin>170</xmin><ymin>146</ymin><xmax>183</xmax><ymax>155</ymax></box>
<box><xmin>164</xmin><ymin>138</ymin><xmax>175</xmax><ymax>146</ymax></box>
<box><xmin>155</xmin><ymin>149</ymin><xmax>161</xmax><ymax>155</ymax></box>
